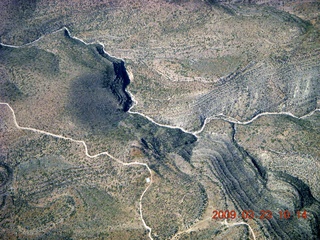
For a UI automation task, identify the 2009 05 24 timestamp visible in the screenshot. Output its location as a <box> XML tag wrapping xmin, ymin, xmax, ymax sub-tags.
<box><xmin>212</xmin><ymin>210</ymin><xmax>308</xmax><ymax>220</ymax></box>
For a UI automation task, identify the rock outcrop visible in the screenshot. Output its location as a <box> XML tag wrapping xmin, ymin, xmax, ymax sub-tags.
<box><xmin>193</xmin><ymin>129</ymin><xmax>320</xmax><ymax>239</ymax></box>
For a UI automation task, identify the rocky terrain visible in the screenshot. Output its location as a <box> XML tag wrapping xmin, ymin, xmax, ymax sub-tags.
<box><xmin>0</xmin><ymin>0</ymin><xmax>320</xmax><ymax>239</ymax></box>
<box><xmin>194</xmin><ymin>122</ymin><xmax>320</xmax><ymax>239</ymax></box>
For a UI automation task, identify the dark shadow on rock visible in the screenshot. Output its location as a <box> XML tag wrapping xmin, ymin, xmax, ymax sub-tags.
<box><xmin>68</xmin><ymin>72</ymin><xmax>129</xmax><ymax>134</ymax></box>
<box><xmin>128</xmin><ymin>114</ymin><xmax>197</xmax><ymax>163</ymax></box>
<box><xmin>95</xmin><ymin>44</ymin><xmax>133</xmax><ymax>111</ymax></box>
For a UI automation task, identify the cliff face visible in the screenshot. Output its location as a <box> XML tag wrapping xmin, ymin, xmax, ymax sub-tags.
<box><xmin>110</xmin><ymin>61</ymin><xmax>132</xmax><ymax>111</ymax></box>
<box><xmin>95</xmin><ymin>44</ymin><xmax>133</xmax><ymax>112</ymax></box>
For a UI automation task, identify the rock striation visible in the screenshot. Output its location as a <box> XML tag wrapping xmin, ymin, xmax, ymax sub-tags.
<box><xmin>193</xmin><ymin>128</ymin><xmax>320</xmax><ymax>239</ymax></box>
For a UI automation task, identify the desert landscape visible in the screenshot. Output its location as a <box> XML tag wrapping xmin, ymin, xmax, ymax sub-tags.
<box><xmin>0</xmin><ymin>0</ymin><xmax>319</xmax><ymax>239</ymax></box>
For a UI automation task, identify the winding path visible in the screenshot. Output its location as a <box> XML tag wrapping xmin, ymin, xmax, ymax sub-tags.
<box><xmin>1</xmin><ymin>27</ymin><xmax>320</xmax><ymax>240</ymax></box>
<box><xmin>171</xmin><ymin>217</ymin><xmax>257</xmax><ymax>240</ymax></box>
<box><xmin>0</xmin><ymin>102</ymin><xmax>154</xmax><ymax>240</ymax></box>
<box><xmin>221</xmin><ymin>219</ymin><xmax>257</xmax><ymax>240</ymax></box>
<box><xmin>194</xmin><ymin>109</ymin><xmax>320</xmax><ymax>135</ymax></box>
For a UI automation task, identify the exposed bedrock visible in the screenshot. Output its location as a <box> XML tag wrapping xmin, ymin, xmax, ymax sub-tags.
<box><xmin>64</xmin><ymin>30</ymin><xmax>133</xmax><ymax>113</ymax></box>
<box><xmin>193</xmin><ymin>132</ymin><xmax>320</xmax><ymax>239</ymax></box>
<box><xmin>95</xmin><ymin>44</ymin><xmax>133</xmax><ymax>112</ymax></box>
<box><xmin>193</xmin><ymin>54</ymin><xmax>320</xmax><ymax>124</ymax></box>
<box><xmin>110</xmin><ymin>61</ymin><xmax>133</xmax><ymax>112</ymax></box>
<box><xmin>62</xmin><ymin>32</ymin><xmax>134</xmax><ymax>133</ymax></box>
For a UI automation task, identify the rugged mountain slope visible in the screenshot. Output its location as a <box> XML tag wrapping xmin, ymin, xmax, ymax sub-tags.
<box><xmin>0</xmin><ymin>0</ymin><xmax>319</xmax><ymax>239</ymax></box>
<box><xmin>236</xmin><ymin>112</ymin><xmax>320</xmax><ymax>201</ymax></box>
<box><xmin>1</xmin><ymin>0</ymin><xmax>319</xmax><ymax>131</ymax></box>
<box><xmin>194</xmin><ymin>122</ymin><xmax>320</xmax><ymax>239</ymax></box>
<box><xmin>0</xmin><ymin>28</ymin><xmax>206</xmax><ymax>239</ymax></box>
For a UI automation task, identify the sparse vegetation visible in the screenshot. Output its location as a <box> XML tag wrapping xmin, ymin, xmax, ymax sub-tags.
<box><xmin>0</xmin><ymin>0</ymin><xmax>319</xmax><ymax>239</ymax></box>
